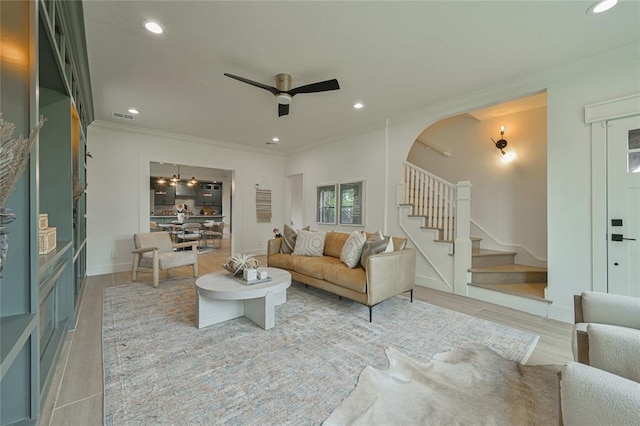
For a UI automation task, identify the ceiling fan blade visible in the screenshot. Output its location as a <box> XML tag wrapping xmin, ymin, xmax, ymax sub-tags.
<box><xmin>223</xmin><ymin>73</ymin><xmax>279</xmax><ymax>95</ymax></box>
<box><xmin>289</xmin><ymin>79</ymin><xmax>340</xmax><ymax>96</ymax></box>
<box><xmin>278</xmin><ymin>103</ymin><xmax>290</xmax><ymax>117</ymax></box>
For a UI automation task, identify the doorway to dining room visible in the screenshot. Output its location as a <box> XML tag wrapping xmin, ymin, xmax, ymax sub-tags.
<box><xmin>149</xmin><ymin>162</ymin><xmax>233</xmax><ymax>255</ymax></box>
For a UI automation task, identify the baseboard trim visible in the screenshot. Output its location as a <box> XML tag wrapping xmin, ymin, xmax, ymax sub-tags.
<box><xmin>87</xmin><ymin>262</ymin><xmax>130</xmax><ymax>276</ymax></box>
<box><xmin>548</xmin><ymin>304</ymin><xmax>574</xmax><ymax>324</ymax></box>
<box><xmin>467</xmin><ymin>285</ymin><xmax>550</xmax><ymax>317</ymax></box>
<box><xmin>415</xmin><ymin>275</ymin><xmax>452</xmax><ymax>293</ymax></box>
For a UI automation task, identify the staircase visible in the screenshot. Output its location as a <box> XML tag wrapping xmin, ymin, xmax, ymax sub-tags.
<box><xmin>469</xmin><ymin>239</ymin><xmax>548</xmax><ymax>302</ymax></box>
<box><xmin>401</xmin><ymin>162</ymin><xmax>550</xmax><ymax>315</ymax></box>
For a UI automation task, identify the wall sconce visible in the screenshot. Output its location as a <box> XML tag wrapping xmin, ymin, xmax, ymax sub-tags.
<box><xmin>491</xmin><ymin>126</ymin><xmax>508</xmax><ymax>155</ymax></box>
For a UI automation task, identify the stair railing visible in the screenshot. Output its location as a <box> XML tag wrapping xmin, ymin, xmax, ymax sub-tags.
<box><xmin>403</xmin><ymin>161</ymin><xmax>456</xmax><ymax>241</ymax></box>
<box><xmin>403</xmin><ymin>161</ymin><xmax>472</xmax><ymax>295</ymax></box>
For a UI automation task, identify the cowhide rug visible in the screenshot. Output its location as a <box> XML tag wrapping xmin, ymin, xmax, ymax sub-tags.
<box><xmin>323</xmin><ymin>344</ymin><xmax>562</xmax><ymax>426</ymax></box>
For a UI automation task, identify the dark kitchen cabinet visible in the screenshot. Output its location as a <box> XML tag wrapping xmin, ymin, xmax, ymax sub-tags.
<box><xmin>196</xmin><ymin>183</ymin><xmax>222</xmax><ymax>206</ymax></box>
<box><xmin>155</xmin><ymin>186</ymin><xmax>175</xmax><ymax>205</ymax></box>
<box><xmin>151</xmin><ymin>178</ymin><xmax>175</xmax><ymax>205</ymax></box>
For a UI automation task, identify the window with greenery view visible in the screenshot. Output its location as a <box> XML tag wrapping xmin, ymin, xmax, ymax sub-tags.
<box><xmin>339</xmin><ymin>181</ymin><xmax>364</xmax><ymax>225</ymax></box>
<box><xmin>316</xmin><ymin>184</ymin><xmax>336</xmax><ymax>224</ymax></box>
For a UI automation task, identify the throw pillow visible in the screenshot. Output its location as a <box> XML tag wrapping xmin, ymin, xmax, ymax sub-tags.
<box><xmin>393</xmin><ymin>237</ymin><xmax>407</xmax><ymax>251</ymax></box>
<box><xmin>340</xmin><ymin>231</ymin><xmax>368</xmax><ymax>268</ymax></box>
<box><xmin>360</xmin><ymin>231</ymin><xmax>394</xmax><ymax>270</ymax></box>
<box><xmin>281</xmin><ymin>224</ymin><xmax>309</xmax><ymax>254</ymax></box>
<box><xmin>293</xmin><ymin>230</ymin><xmax>326</xmax><ymax>257</ymax></box>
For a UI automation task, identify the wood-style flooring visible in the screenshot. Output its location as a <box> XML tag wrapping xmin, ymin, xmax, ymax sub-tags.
<box><xmin>39</xmin><ymin>238</ymin><xmax>573</xmax><ymax>425</ymax></box>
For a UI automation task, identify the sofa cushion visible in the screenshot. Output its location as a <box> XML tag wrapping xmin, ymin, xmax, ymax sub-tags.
<box><xmin>268</xmin><ymin>253</ymin><xmax>296</xmax><ymax>270</ymax></box>
<box><xmin>139</xmin><ymin>250</ymin><xmax>196</xmax><ymax>269</ymax></box>
<box><xmin>292</xmin><ymin>255</ymin><xmax>332</xmax><ymax>280</ymax></box>
<box><xmin>324</xmin><ymin>232</ymin><xmax>350</xmax><ymax>258</ymax></box>
<box><xmin>293</xmin><ymin>230</ymin><xmax>326</xmax><ymax>256</ymax></box>
<box><xmin>281</xmin><ymin>224</ymin><xmax>309</xmax><ymax>254</ymax></box>
<box><xmin>360</xmin><ymin>231</ymin><xmax>393</xmax><ymax>270</ymax></box>
<box><xmin>340</xmin><ymin>231</ymin><xmax>367</xmax><ymax>268</ymax></box>
<box><xmin>323</xmin><ymin>261</ymin><xmax>367</xmax><ymax>293</ymax></box>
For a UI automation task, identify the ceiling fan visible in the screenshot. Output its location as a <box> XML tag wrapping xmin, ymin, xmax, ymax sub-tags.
<box><xmin>223</xmin><ymin>72</ymin><xmax>340</xmax><ymax>117</ymax></box>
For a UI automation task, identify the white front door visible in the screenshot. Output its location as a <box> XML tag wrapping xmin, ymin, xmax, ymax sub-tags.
<box><xmin>607</xmin><ymin>114</ymin><xmax>640</xmax><ymax>297</ymax></box>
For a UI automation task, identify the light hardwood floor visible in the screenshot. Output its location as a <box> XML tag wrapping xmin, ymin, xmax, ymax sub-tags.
<box><xmin>39</xmin><ymin>239</ymin><xmax>574</xmax><ymax>425</ymax></box>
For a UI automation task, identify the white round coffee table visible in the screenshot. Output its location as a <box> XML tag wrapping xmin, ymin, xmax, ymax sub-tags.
<box><xmin>195</xmin><ymin>267</ymin><xmax>291</xmax><ymax>330</ymax></box>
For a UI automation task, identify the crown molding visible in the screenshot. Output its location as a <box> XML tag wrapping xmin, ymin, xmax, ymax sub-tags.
<box><xmin>89</xmin><ymin>120</ymin><xmax>285</xmax><ymax>157</ymax></box>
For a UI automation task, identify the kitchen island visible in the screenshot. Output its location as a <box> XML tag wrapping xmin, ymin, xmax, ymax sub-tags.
<box><xmin>150</xmin><ymin>215</ymin><xmax>225</xmax><ymax>224</ymax></box>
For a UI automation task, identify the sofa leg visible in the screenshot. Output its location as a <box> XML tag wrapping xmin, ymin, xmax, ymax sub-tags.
<box><xmin>369</xmin><ymin>306</ymin><xmax>372</xmax><ymax>323</ymax></box>
<box><xmin>410</xmin><ymin>289</ymin><xmax>413</xmax><ymax>303</ymax></box>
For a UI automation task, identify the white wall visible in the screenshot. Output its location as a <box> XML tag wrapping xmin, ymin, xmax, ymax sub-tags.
<box><xmin>285</xmin><ymin>126</ymin><xmax>387</xmax><ymax>233</ymax></box>
<box><xmin>86</xmin><ymin>122</ymin><xmax>285</xmax><ymax>275</ymax></box>
<box><xmin>406</xmin><ymin>106</ymin><xmax>548</xmax><ymax>263</ymax></box>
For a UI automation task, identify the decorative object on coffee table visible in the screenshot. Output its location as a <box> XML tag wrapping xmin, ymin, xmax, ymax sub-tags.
<box><xmin>222</xmin><ymin>253</ymin><xmax>261</xmax><ymax>276</ymax></box>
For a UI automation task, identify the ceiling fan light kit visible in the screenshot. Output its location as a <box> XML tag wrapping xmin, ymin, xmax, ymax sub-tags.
<box><xmin>276</xmin><ymin>93</ymin><xmax>292</xmax><ymax>105</ymax></box>
<box><xmin>224</xmin><ymin>72</ymin><xmax>340</xmax><ymax>117</ymax></box>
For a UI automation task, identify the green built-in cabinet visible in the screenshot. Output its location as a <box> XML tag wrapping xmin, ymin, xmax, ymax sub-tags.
<box><xmin>0</xmin><ymin>0</ymin><xmax>93</xmax><ymax>424</ymax></box>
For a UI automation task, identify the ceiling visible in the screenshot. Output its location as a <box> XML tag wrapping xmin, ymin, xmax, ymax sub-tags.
<box><xmin>83</xmin><ymin>1</ymin><xmax>640</xmax><ymax>153</ymax></box>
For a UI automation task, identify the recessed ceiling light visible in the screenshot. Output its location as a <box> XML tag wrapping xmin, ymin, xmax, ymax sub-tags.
<box><xmin>587</xmin><ymin>0</ymin><xmax>617</xmax><ymax>14</ymax></box>
<box><xmin>142</xmin><ymin>20</ymin><xmax>163</xmax><ymax>34</ymax></box>
<box><xmin>272</xmin><ymin>137</ymin><xmax>279</xmax><ymax>142</ymax></box>
<box><xmin>353</xmin><ymin>102</ymin><xmax>364</xmax><ymax>109</ymax></box>
<box><xmin>128</xmin><ymin>108</ymin><xmax>140</xmax><ymax>114</ymax></box>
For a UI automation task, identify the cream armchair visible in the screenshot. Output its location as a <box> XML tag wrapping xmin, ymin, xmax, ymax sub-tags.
<box><xmin>132</xmin><ymin>231</ymin><xmax>199</xmax><ymax>287</ymax></box>
<box><xmin>560</xmin><ymin>361</ymin><xmax>640</xmax><ymax>426</ymax></box>
<box><xmin>561</xmin><ymin>291</ymin><xmax>640</xmax><ymax>425</ymax></box>
<box><xmin>573</xmin><ymin>291</ymin><xmax>640</xmax><ymax>370</ymax></box>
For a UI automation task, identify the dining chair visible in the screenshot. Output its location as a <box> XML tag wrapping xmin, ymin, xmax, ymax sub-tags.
<box><xmin>203</xmin><ymin>221</ymin><xmax>224</xmax><ymax>248</ymax></box>
<box><xmin>177</xmin><ymin>222</ymin><xmax>203</xmax><ymax>249</ymax></box>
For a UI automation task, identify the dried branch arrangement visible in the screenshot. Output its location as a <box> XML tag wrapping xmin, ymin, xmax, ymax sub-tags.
<box><xmin>222</xmin><ymin>253</ymin><xmax>261</xmax><ymax>275</ymax></box>
<box><xmin>73</xmin><ymin>175</ymin><xmax>87</xmax><ymax>204</ymax></box>
<box><xmin>0</xmin><ymin>113</ymin><xmax>46</xmax><ymax>206</ymax></box>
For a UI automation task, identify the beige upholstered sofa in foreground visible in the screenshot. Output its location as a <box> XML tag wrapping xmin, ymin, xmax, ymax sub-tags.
<box><xmin>267</xmin><ymin>231</ymin><xmax>416</xmax><ymax>321</ymax></box>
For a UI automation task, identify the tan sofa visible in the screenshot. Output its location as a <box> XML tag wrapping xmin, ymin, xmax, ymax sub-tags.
<box><xmin>267</xmin><ymin>231</ymin><xmax>416</xmax><ymax>321</ymax></box>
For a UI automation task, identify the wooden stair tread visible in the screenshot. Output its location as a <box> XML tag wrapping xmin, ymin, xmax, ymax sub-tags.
<box><xmin>472</xmin><ymin>248</ymin><xmax>517</xmax><ymax>257</ymax></box>
<box><xmin>468</xmin><ymin>264</ymin><xmax>547</xmax><ymax>273</ymax></box>
<box><xmin>468</xmin><ymin>282</ymin><xmax>550</xmax><ymax>303</ymax></box>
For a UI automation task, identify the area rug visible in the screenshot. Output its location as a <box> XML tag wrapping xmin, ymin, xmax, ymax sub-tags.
<box><xmin>323</xmin><ymin>345</ymin><xmax>561</xmax><ymax>425</ymax></box>
<box><xmin>103</xmin><ymin>280</ymin><xmax>540</xmax><ymax>425</ymax></box>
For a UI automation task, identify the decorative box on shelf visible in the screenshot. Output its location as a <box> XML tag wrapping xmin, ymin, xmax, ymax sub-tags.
<box><xmin>39</xmin><ymin>213</ymin><xmax>48</xmax><ymax>230</ymax></box>
<box><xmin>39</xmin><ymin>227</ymin><xmax>56</xmax><ymax>254</ymax></box>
